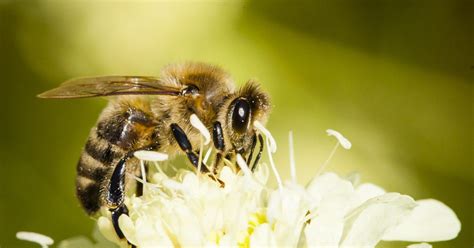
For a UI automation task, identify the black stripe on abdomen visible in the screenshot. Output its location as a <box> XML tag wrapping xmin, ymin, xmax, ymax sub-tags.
<box><xmin>76</xmin><ymin>154</ymin><xmax>110</xmax><ymax>181</ymax></box>
<box><xmin>76</xmin><ymin>176</ymin><xmax>101</xmax><ymax>215</ymax></box>
<box><xmin>84</xmin><ymin>137</ymin><xmax>121</xmax><ymax>165</ymax></box>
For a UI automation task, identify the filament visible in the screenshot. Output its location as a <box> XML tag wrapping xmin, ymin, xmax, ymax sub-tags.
<box><xmin>236</xmin><ymin>154</ymin><xmax>252</xmax><ymax>177</ymax></box>
<box><xmin>315</xmin><ymin>142</ymin><xmax>340</xmax><ymax>177</ymax></box>
<box><xmin>190</xmin><ymin>114</ymin><xmax>211</xmax><ymax>145</ymax></box>
<box><xmin>254</xmin><ymin>121</ymin><xmax>277</xmax><ymax>153</ymax></box>
<box><xmin>266</xmin><ymin>138</ymin><xmax>283</xmax><ymax>191</ymax></box>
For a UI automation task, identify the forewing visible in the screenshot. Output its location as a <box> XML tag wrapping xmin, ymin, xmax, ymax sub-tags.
<box><xmin>38</xmin><ymin>76</ymin><xmax>181</xmax><ymax>99</ymax></box>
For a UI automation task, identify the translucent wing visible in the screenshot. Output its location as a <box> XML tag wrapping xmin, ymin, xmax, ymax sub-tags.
<box><xmin>38</xmin><ymin>76</ymin><xmax>181</xmax><ymax>99</ymax></box>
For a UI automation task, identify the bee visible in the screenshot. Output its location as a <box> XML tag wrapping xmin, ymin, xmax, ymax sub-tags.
<box><xmin>38</xmin><ymin>62</ymin><xmax>271</xmax><ymax>242</ymax></box>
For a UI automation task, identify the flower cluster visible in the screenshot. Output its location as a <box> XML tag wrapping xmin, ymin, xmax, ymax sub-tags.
<box><xmin>18</xmin><ymin>128</ymin><xmax>461</xmax><ymax>248</ymax></box>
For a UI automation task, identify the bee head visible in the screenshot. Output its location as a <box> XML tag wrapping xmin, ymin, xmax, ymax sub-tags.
<box><xmin>222</xmin><ymin>81</ymin><xmax>271</xmax><ymax>153</ymax></box>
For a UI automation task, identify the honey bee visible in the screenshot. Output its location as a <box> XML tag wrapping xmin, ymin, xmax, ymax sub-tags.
<box><xmin>38</xmin><ymin>62</ymin><xmax>271</xmax><ymax>242</ymax></box>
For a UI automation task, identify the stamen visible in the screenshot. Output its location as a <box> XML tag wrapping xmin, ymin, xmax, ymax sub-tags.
<box><xmin>266</xmin><ymin>138</ymin><xmax>283</xmax><ymax>191</ymax></box>
<box><xmin>190</xmin><ymin>114</ymin><xmax>211</xmax><ymax>145</ymax></box>
<box><xmin>315</xmin><ymin>129</ymin><xmax>352</xmax><ymax>177</ymax></box>
<box><xmin>289</xmin><ymin>131</ymin><xmax>297</xmax><ymax>183</ymax></box>
<box><xmin>140</xmin><ymin>160</ymin><xmax>147</xmax><ymax>189</ymax></box>
<box><xmin>128</xmin><ymin>173</ymin><xmax>160</xmax><ymax>189</ymax></box>
<box><xmin>326</xmin><ymin>129</ymin><xmax>351</xmax><ymax>149</ymax></box>
<box><xmin>203</xmin><ymin>147</ymin><xmax>213</xmax><ymax>164</ymax></box>
<box><xmin>16</xmin><ymin>232</ymin><xmax>54</xmax><ymax>248</ymax></box>
<box><xmin>197</xmin><ymin>137</ymin><xmax>203</xmax><ymax>175</ymax></box>
<box><xmin>315</xmin><ymin>142</ymin><xmax>339</xmax><ymax>177</ymax></box>
<box><xmin>153</xmin><ymin>161</ymin><xmax>166</xmax><ymax>176</ymax></box>
<box><xmin>236</xmin><ymin>154</ymin><xmax>252</xmax><ymax>177</ymax></box>
<box><xmin>134</xmin><ymin>151</ymin><xmax>169</xmax><ymax>161</ymax></box>
<box><xmin>254</xmin><ymin>121</ymin><xmax>277</xmax><ymax>153</ymax></box>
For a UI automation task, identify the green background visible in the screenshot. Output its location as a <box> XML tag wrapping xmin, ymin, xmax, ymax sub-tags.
<box><xmin>0</xmin><ymin>1</ymin><xmax>472</xmax><ymax>247</ymax></box>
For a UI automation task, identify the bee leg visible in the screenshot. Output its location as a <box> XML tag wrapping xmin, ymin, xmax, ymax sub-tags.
<box><xmin>111</xmin><ymin>204</ymin><xmax>129</xmax><ymax>239</ymax></box>
<box><xmin>106</xmin><ymin>155</ymin><xmax>131</xmax><ymax>236</ymax></box>
<box><xmin>250</xmin><ymin>134</ymin><xmax>264</xmax><ymax>171</ymax></box>
<box><xmin>171</xmin><ymin>123</ymin><xmax>209</xmax><ymax>173</ymax></box>
<box><xmin>111</xmin><ymin>206</ymin><xmax>136</xmax><ymax>248</ymax></box>
<box><xmin>135</xmin><ymin>164</ymin><xmax>148</xmax><ymax>197</ymax></box>
<box><xmin>212</xmin><ymin>122</ymin><xmax>226</xmax><ymax>173</ymax></box>
<box><xmin>107</xmin><ymin>144</ymin><xmax>158</xmax><ymax>245</ymax></box>
<box><xmin>246</xmin><ymin>134</ymin><xmax>257</xmax><ymax>165</ymax></box>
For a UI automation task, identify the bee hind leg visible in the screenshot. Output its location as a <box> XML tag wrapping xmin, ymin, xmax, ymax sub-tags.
<box><xmin>110</xmin><ymin>205</ymin><xmax>136</xmax><ymax>248</ymax></box>
<box><xmin>105</xmin><ymin>155</ymin><xmax>135</xmax><ymax>247</ymax></box>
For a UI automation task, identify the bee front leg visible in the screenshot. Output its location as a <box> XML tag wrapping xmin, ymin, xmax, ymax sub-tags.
<box><xmin>212</xmin><ymin>122</ymin><xmax>226</xmax><ymax>173</ymax></box>
<box><xmin>246</xmin><ymin>134</ymin><xmax>257</xmax><ymax>165</ymax></box>
<box><xmin>171</xmin><ymin>123</ymin><xmax>210</xmax><ymax>173</ymax></box>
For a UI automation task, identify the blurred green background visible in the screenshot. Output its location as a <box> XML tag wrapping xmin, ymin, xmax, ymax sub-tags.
<box><xmin>0</xmin><ymin>1</ymin><xmax>472</xmax><ymax>247</ymax></box>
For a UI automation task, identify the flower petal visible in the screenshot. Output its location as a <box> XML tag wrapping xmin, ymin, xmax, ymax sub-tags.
<box><xmin>119</xmin><ymin>214</ymin><xmax>138</xmax><ymax>245</ymax></box>
<box><xmin>348</xmin><ymin>183</ymin><xmax>386</xmax><ymax>211</ymax></box>
<box><xmin>306</xmin><ymin>172</ymin><xmax>354</xmax><ymax>212</ymax></box>
<box><xmin>340</xmin><ymin>193</ymin><xmax>417</xmax><ymax>247</ymax></box>
<box><xmin>134</xmin><ymin>217</ymin><xmax>173</xmax><ymax>247</ymax></box>
<box><xmin>382</xmin><ymin>199</ymin><xmax>461</xmax><ymax>242</ymax></box>
<box><xmin>118</xmin><ymin>214</ymin><xmax>138</xmax><ymax>245</ymax></box>
<box><xmin>305</xmin><ymin>214</ymin><xmax>344</xmax><ymax>247</ymax></box>
<box><xmin>97</xmin><ymin>216</ymin><xmax>120</xmax><ymax>243</ymax></box>
<box><xmin>250</xmin><ymin>224</ymin><xmax>277</xmax><ymax>247</ymax></box>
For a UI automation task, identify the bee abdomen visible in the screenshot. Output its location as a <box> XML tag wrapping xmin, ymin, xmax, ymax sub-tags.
<box><xmin>84</xmin><ymin>136</ymin><xmax>122</xmax><ymax>165</ymax></box>
<box><xmin>76</xmin><ymin>135</ymin><xmax>126</xmax><ymax>214</ymax></box>
<box><xmin>77</xmin><ymin>152</ymin><xmax>111</xmax><ymax>181</ymax></box>
<box><xmin>76</xmin><ymin>102</ymin><xmax>156</xmax><ymax>215</ymax></box>
<box><xmin>76</xmin><ymin>176</ymin><xmax>101</xmax><ymax>215</ymax></box>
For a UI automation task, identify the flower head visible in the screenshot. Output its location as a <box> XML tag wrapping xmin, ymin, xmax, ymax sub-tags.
<box><xmin>53</xmin><ymin>127</ymin><xmax>460</xmax><ymax>248</ymax></box>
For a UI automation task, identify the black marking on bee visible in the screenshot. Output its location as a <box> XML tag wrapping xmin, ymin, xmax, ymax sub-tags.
<box><xmin>212</xmin><ymin>121</ymin><xmax>225</xmax><ymax>151</ymax></box>
<box><xmin>96</xmin><ymin>108</ymin><xmax>154</xmax><ymax>149</ymax></box>
<box><xmin>85</xmin><ymin>139</ymin><xmax>119</xmax><ymax>165</ymax></box>
<box><xmin>77</xmin><ymin>157</ymin><xmax>110</xmax><ymax>181</ymax></box>
<box><xmin>171</xmin><ymin>124</ymin><xmax>193</xmax><ymax>151</ymax></box>
<box><xmin>106</xmin><ymin>156</ymin><xmax>128</xmax><ymax>209</ymax></box>
<box><xmin>76</xmin><ymin>179</ymin><xmax>101</xmax><ymax>214</ymax></box>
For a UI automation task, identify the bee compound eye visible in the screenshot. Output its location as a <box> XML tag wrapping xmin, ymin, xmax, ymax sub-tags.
<box><xmin>182</xmin><ymin>84</ymin><xmax>199</xmax><ymax>96</ymax></box>
<box><xmin>231</xmin><ymin>98</ymin><xmax>251</xmax><ymax>134</ymax></box>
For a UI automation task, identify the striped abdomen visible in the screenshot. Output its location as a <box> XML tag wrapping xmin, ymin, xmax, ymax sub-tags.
<box><xmin>76</xmin><ymin>131</ymin><xmax>127</xmax><ymax>215</ymax></box>
<box><xmin>76</xmin><ymin>100</ymin><xmax>157</xmax><ymax>215</ymax></box>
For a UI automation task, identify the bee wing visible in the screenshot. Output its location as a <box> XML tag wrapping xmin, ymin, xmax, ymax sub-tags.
<box><xmin>37</xmin><ymin>76</ymin><xmax>182</xmax><ymax>99</ymax></box>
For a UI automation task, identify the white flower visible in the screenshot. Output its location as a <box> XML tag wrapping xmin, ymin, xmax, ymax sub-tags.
<box><xmin>53</xmin><ymin>128</ymin><xmax>460</xmax><ymax>248</ymax></box>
